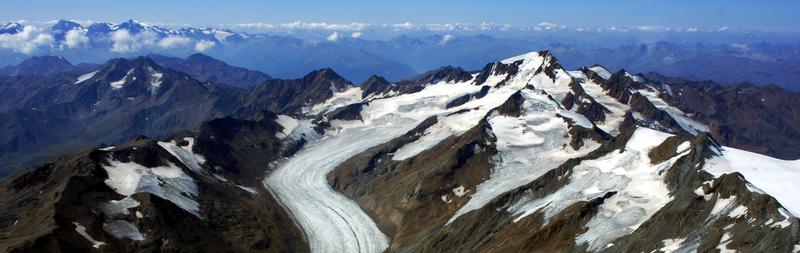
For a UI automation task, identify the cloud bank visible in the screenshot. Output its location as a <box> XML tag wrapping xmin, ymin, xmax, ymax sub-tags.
<box><xmin>0</xmin><ymin>26</ymin><xmax>54</xmax><ymax>54</ymax></box>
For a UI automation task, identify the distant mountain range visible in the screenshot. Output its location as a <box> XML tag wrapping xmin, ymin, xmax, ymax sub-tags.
<box><xmin>2</xmin><ymin>19</ymin><xmax>800</xmax><ymax>89</ymax></box>
<box><xmin>0</xmin><ymin>51</ymin><xmax>797</xmax><ymax>252</ymax></box>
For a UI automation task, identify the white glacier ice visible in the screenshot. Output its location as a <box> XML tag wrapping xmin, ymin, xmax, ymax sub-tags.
<box><xmin>704</xmin><ymin>146</ymin><xmax>800</xmax><ymax>216</ymax></box>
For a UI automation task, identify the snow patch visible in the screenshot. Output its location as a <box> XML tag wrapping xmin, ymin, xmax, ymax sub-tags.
<box><xmin>73</xmin><ymin>222</ymin><xmax>106</xmax><ymax>248</ymax></box>
<box><xmin>101</xmin><ymin>158</ymin><xmax>200</xmax><ymax>217</ymax></box>
<box><xmin>660</xmin><ymin>238</ymin><xmax>686</xmax><ymax>253</ymax></box>
<box><xmin>636</xmin><ymin>88</ymin><xmax>709</xmax><ymax>135</ymax></box>
<box><xmin>452</xmin><ymin>185</ymin><xmax>468</xmax><ymax>197</ymax></box>
<box><xmin>589</xmin><ymin>66</ymin><xmax>612</xmax><ymax>79</ymax></box>
<box><xmin>158</xmin><ymin>138</ymin><xmax>206</xmax><ymax>172</ymax></box>
<box><xmin>75</xmin><ymin>71</ymin><xmax>98</xmax><ymax>84</ymax></box>
<box><xmin>110</xmin><ymin>69</ymin><xmax>134</xmax><ymax>89</ymax></box>
<box><xmin>237</xmin><ymin>185</ymin><xmax>259</xmax><ymax>194</ymax></box>
<box><xmin>146</xmin><ymin>66</ymin><xmax>163</xmax><ymax>87</ymax></box>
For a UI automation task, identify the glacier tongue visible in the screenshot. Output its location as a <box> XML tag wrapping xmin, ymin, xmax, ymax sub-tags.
<box><xmin>266</xmin><ymin>51</ymin><xmax>548</xmax><ymax>253</ymax></box>
<box><xmin>266</xmin><ymin>125</ymin><xmax>412</xmax><ymax>253</ymax></box>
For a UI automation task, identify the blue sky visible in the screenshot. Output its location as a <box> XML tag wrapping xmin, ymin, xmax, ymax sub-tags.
<box><xmin>4</xmin><ymin>0</ymin><xmax>800</xmax><ymax>31</ymax></box>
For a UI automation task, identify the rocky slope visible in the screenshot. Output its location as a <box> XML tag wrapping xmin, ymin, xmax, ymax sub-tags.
<box><xmin>149</xmin><ymin>53</ymin><xmax>272</xmax><ymax>88</ymax></box>
<box><xmin>642</xmin><ymin>72</ymin><xmax>800</xmax><ymax>160</ymax></box>
<box><xmin>0</xmin><ymin>112</ymin><xmax>307</xmax><ymax>252</ymax></box>
<box><xmin>0</xmin><ymin>56</ymin><xmax>356</xmax><ymax>175</ymax></box>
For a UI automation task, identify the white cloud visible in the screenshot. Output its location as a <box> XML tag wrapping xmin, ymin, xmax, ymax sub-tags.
<box><xmin>110</xmin><ymin>29</ymin><xmax>158</xmax><ymax>52</ymax></box>
<box><xmin>718</xmin><ymin>26</ymin><xmax>729</xmax><ymax>32</ymax></box>
<box><xmin>194</xmin><ymin>40</ymin><xmax>215</xmax><ymax>52</ymax></box>
<box><xmin>63</xmin><ymin>29</ymin><xmax>89</xmax><ymax>49</ymax></box>
<box><xmin>439</xmin><ymin>34</ymin><xmax>454</xmax><ymax>45</ymax></box>
<box><xmin>326</xmin><ymin>31</ymin><xmax>340</xmax><ymax>41</ymax></box>
<box><xmin>158</xmin><ymin>36</ymin><xmax>192</xmax><ymax>48</ymax></box>
<box><xmin>535</xmin><ymin>22</ymin><xmax>566</xmax><ymax>31</ymax></box>
<box><xmin>0</xmin><ymin>25</ymin><xmax>54</xmax><ymax>54</ymax></box>
<box><xmin>350</xmin><ymin>32</ymin><xmax>363</xmax><ymax>38</ymax></box>
<box><xmin>280</xmin><ymin>21</ymin><xmax>370</xmax><ymax>31</ymax></box>
<box><xmin>230</xmin><ymin>23</ymin><xmax>275</xmax><ymax>30</ymax></box>
<box><xmin>392</xmin><ymin>22</ymin><xmax>414</xmax><ymax>30</ymax></box>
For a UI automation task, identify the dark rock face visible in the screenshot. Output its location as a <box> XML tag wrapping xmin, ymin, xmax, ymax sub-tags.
<box><xmin>0</xmin><ymin>134</ymin><xmax>307</xmax><ymax>252</ymax></box>
<box><xmin>149</xmin><ymin>53</ymin><xmax>272</xmax><ymax>88</ymax></box>
<box><xmin>474</xmin><ymin>59</ymin><xmax>523</xmax><ymax>86</ymax></box>
<box><xmin>0</xmin><ymin>56</ymin><xmax>354</xmax><ymax>176</ymax></box>
<box><xmin>325</xmin><ymin>102</ymin><xmax>367</xmax><ymax>122</ymax></box>
<box><xmin>644</xmin><ymin>75</ymin><xmax>800</xmax><ymax>159</ymax></box>
<box><xmin>242</xmin><ymin>68</ymin><xmax>353</xmax><ymax>114</ymax></box>
<box><xmin>628</xmin><ymin>92</ymin><xmax>684</xmax><ymax>133</ymax></box>
<box><xmin>0</xmin><ymin>56</ymin><xmax>85</xmax><ymax>77</ymax></box>
<box><xmin>190</xmin><ymin>112</ymin><xmax>284</xmax><ymax>186</ymax></box>
<box><xmin>406</xmin><ymin>66</ymin><xmax>473</xmax><ymax>85</ymax></box>
<box><xmin>359</xmin><ymin>75</ymin><xmax>393</xmax><ymax>98</ymax></box>
<box><xmin>562</xmin><ymin>80</ymin><xmax>610</xmax><ymax>124</ymax></box>
<box><xmin>0</xmin><ymin>57</ymin><xmax>245</xmax><ymax>176</ymax></box>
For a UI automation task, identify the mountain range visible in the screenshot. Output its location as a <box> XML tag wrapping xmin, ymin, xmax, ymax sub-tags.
<box><xmin>0</xmin><ymin>51</ymin><xmax>798</xmax><ymax>252</ymax></box>
<box><xmin>2</xmin><ymin>19</ymin><xmax>800</xmax><ymax>90</ymax></box>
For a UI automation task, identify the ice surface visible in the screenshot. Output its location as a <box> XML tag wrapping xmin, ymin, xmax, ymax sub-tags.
<box><xmin>103</xmin><ymin>220</ymin><xmax>144</xmax><ymax>241</ymax></box>
<box><xmin>506</xmin><ymin>127</ymin><xmax>682</xmax><ymax>251</ymax></box>
<box><xmin>101</xmin><ymin>196</ymin><xmax>140</xmax><ymax>217</ymax></box>
<box><xmin>158</xmin><ymin>138</ymin><xmax>206</xmax><ymax>172</ymax></box>
<box><xmin>101</xmin><ymin>158</ymin><xmax>200</xmax><ymax>217</ymax></box>
<box><xmin>274</xmin><ymin>114</ymin><xmax>320</xmax><ymax>143</ymax></box>
<box><xmin>450</xmin><ymin>89</ymin><xmax>599</xmax><ymax>223</ymax></box>
<box><xmin>575</xmin><ymin>76</ymin><xmax>630</xmax><ymax>136</ymax></box>
<box><xmin>75</xmin><ymin>71</ymin><xmax>98</xmax><ymax>84</ymax></box>
<box><xmin>275</xmin><ymin>115</ymin><xmax>299</xmax><ymax>139</ymax></box>
<box><xmin>266</xmin><ymin>125</ymin><xmax>412</xmax><ymax>253</ymax></box>
<box><xmin>306</xmin><ymin>86</ymin><xmax>363</xmax><ymax>115</ymax></box>
<box><xmin>705</xmin><ymin>146</ymin><xmax>800</xmax><ymax>216</ymax></box>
